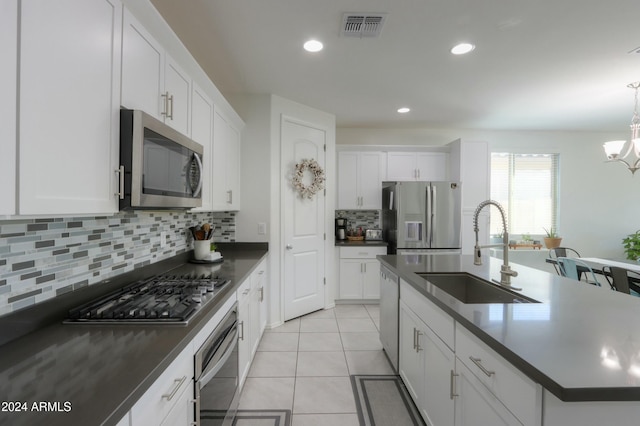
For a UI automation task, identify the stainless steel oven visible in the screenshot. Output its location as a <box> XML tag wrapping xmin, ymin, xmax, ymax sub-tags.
<box><xmin>195</xmin><ymin>303</ymin><xmax>239</xmax><ymax>426</ymax></box>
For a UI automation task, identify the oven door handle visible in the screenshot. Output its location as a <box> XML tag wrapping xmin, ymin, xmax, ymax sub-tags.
<box><xmin>198</xmin><ymin>326</ymin><xmax>238</xmax><ymax>388</ymax></box>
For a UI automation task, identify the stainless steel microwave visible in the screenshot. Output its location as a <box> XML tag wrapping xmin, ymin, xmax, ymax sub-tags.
<box><xmin>119</xmin><ymin>109</ymin><xmax>203</xmax><ymax>210</ymax></box>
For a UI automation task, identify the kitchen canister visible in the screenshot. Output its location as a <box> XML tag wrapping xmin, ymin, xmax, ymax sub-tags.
<box><xmin>194</xmin><ymin>240</ymin><xmax>211</xmax><ymax>260</ymax></box>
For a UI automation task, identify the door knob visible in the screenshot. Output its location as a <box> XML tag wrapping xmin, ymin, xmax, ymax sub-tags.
<box><xmin>286</xmin><ymin>244</ymin><xmax>293</xmax><ymax>250</ymax></box>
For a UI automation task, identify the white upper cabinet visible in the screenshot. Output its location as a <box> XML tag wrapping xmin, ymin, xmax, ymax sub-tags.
<box><xmin>387</xmin><ymin>152</ymin><xmax>449</xmax><ymax>181</ymax></box>
<box><xmin>18</xmin><ymin>0</ymin><xmax>122</xmax><ymax>215</ymax></box>
<box><xmin>122</xmin><ymin>8</ymin><xmax>191</xmax><ymax>137</ymax></box>
<box><xmin>191</xmin><ymin>84</ymin><xmax>214</xmax><ymax>211</ymax></box>
<box><xmin>337</xmin><ymin>151</ymin><xmax>383</xmax><ymax>209</ymax></box>
<box><xmin>212</xmin><ymin>108</ymin><xmax>241</xmax><ymax>211</ymax></box>
<box><xmin>0</xmin><ymin>1</ymin><xmax>17</xmax><ymax>216</ymax></box>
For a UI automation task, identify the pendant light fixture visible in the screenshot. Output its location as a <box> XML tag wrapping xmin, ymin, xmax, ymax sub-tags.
<box><xmin>603</xmin><ymin>82</ymin><xmax>640</xmax><ymax>174</ymax></box>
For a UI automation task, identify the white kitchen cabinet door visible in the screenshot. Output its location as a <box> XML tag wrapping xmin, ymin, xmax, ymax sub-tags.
<box><xmin>416</xmin><ymin>152</ymin><xmax>449</xmax><ymax>181</ymax></box>
<box><xmin>237</xmin><ymin>292</ymin><xmax>251</xmax><ymax>387</ymax></box>
<box><xmin>362</xmin><ymin>259</ymin><xmax>381</xmax><ymax>299</ymax></box>
<box><xmin>455</xmin><ymin>360</ymin><xmax>523</xmax><ymax>426</ymax></box>
<box><xmin>159</xmin><ymin>378</ymin><xmax>194</xmax><ymax>426</ymax></box>
<box><xmin>212</xmin><ymin>108</ymin><xmax>241</xmax><ymax>211</ymax></box>
<box><xmin>0</xmin><ymin>0</ymin><xmax>17</xmax><ymax>216</ymax></box>
<box><xmin>358</xmin><ymin>152</ymin><xmax>383</xmax><ymax>209</ymax></box>
<box><xmin>339</xmin><ymin>259</ymin><xmax>365</xmax><ymax>299</ymax></box>
<box><xmin>191</xmin><ymin>84</ymin><xmax>214</xmax><ymax>211</ymax></box>
<box><xmin>122</xmin><ymin>8</ymin><xmax>191</xmax><ymax>136</ymax></box>
<box><xmin>337</xmin><ymin>152</ymin><xmax>359</xmax><ymax>209</ymax></box>
<box><xmin>420</xmin><ymin>321</ymin><xmax>455</xmax><ymax>426</ymax></box>
<box><xmin>19</xmin><ymin>0</ymin><xmax>121</xmax><ymax>215</ymax></box>
<box><xmin>121</xmin><ymin>8</ymin><xmax>163</xmax><ymax>118</ymax></box>
<box><xmin>388</xmin><ymin>152</ymin><xmax>449</xmax><ymax>181</ymax></box>
<box><xmin>337</xmin><ymin>151</ymin><xmax>383</xmax><ymax>209</ymax></box>
<box><xmin>399</xmin><ymin>302</ymin><xmax>424</xmax><ymax>404</ymax></box>
<box><xmin>164</xmin><ymin>55</ymin><xmax>191</xmax><ymax>136</ymax></box>
<box><xmin>387</xmin><ymin>152</ymin><xmax>417</xmax><ymax>181</ymax></box>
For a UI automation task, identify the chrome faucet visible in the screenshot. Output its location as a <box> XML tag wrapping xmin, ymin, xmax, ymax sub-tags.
<box><xmin>473</xmin><ymin>200</ymin><xmax>520</xmax><ymax>289</ymax></box>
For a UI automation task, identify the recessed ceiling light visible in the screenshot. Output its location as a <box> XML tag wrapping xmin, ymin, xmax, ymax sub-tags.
<box><xmin>303</xmin><ymin>39</ymin><xmax>323</xmax><ymax>53</ymax></box>
<box><xmin>397</xmin><ymin>107</ymin><xmax>411</xmax><ymax>114</ymax></box>
<box><xmin>450</xmin><ymin>43</ymin><xmax>475</xmax><ymax>55</ymax></box>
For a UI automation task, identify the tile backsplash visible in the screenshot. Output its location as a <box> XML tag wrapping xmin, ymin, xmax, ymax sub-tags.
<box><xmin>335</xmin><ymin>210</ymin><xmax>381</xmax><ymax>231</ymax></box>
<box><xmin>0</xmin><ymin>211</ymin><xmax>235</xmax><ymax>316</ymax></box>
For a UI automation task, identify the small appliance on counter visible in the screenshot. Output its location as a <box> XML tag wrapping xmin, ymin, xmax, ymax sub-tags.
<box><xmin>365</xmin><ymin>228</ymin><xmax>383</xmax><ymax>241</ymax></box>
<box><xmin>335</xmin><ymin>217</ymin><xmax>348</xmax><ymax>240</ymax></box>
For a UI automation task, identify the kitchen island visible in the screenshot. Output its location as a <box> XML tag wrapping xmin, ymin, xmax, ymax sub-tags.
<box><xmin>379</xmin><ymin>254</ymin><xmax>640</xmax><ymax>425</ymax></box>
<box><xmin>0</xmin><ymin>244</ymin><xmax>268</xmax><ymax>426</ymax></box>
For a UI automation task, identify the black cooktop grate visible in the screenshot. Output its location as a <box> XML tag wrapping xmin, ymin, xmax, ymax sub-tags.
<box><xmin>66</xmin><ymin>273</ymin><xmax>230</xmax><ymax>324</ymax></box>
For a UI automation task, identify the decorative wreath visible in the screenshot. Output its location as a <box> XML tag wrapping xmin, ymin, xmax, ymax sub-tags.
<box><xmin>292</xmin><ymin>158</ymin><xmax>325</xmax><ymax>199</ymax></box>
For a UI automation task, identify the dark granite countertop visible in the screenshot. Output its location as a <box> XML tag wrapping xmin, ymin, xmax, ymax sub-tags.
<box><xmin>378</xmin><ymin>254</ymin><xmax>640</xmax><ymax>402</ymax></box>
<box><xmin>335</xmin><ymin>240</ymin><xmax>388</xmax><ymax>247</ymax></box>
<box><xmin>0</xmin><ymin>243</ymin><xmax>268</xmax><ymax>426</ymax></box>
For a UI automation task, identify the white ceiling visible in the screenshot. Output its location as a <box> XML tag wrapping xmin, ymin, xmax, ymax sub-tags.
<box><xmin>150</xmin><ymin>0</ymin><xmax>639</xmax><ymax>132</ymax></box>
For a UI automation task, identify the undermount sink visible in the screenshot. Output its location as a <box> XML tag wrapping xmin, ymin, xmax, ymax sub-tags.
<box><xmin>418</xmin><ymin>273</ymin><xmax>540</xmax><ymax>304</ymax></box>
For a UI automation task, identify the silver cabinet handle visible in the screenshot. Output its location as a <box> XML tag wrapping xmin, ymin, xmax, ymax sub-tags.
<box><xmin>162</xmin><ymin>375</ymin><xmax>186</xmax><ymax>401</ymax></box>
<box><xmin>227</xmin><ymin>190</ymin><xmax>233</xmax><ymax>204</ymax></box>
<box><xmin>412</xmin><ymin>327</ymin><xmax>417</xmax><ymax>350</ymax></box>
<box><xmin>161</xmin><ymin>91</ymin><xmax>170</xmax><ymax>118</ymax></box>
<box><xmin>115</xmin><ymin>165</ymin><xmax>124</xmax><ymax>199</ymax></box>
<box><xmin>243</xmin><ymin>289</ymin><xmax>250</xmax><ymax>295</ymax></box>
<box><xmin>239</xmin><ymin>321</ymin><xmax>244</xmax><ymax>341</ymax></box>
<box><xmin>416</xmin><ymin>330</ymin><xmax>423</xmax><ymax>352</ymax></box>
<box><xmin>260</xmin><ymin>286</ymin><xmax>264</xmax><ymax>302</ymax></box>
<box><xmin>450</xmin><ymin>370</ymin><xmax>459</xmax><ymax>399</ymax></box>
<box><xmin>168</xmin><ymin>93</ymin><xmax>174</xmax><ymax>120</ymax></box>
<box><xmin>286</xmin><ymin>244</ymin><xmax>293</xmax><ymax>250</ymax></box>
<box><xmin>469</xmin><ymin>356</ymin><xmax>495</xmax><ymax>377</ymax></box>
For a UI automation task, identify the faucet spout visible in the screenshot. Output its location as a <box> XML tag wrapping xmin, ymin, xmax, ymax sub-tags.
<box><xmin>472</xmin><ymin>200</ymin><xmax>519</xmax><ymax>288</ymax></box>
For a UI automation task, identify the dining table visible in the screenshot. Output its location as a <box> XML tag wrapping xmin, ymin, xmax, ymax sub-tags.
<box><xmin>546</xmin><ymin>256</ymin><xmax>640</xmax><ymax>293</ymax></box>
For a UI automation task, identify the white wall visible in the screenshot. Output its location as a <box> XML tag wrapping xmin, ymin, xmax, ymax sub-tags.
<box><xmin>338</xmin><ymin>127</ymin><xmax>639</xmax><ymax>260</ymax></box>
<box><xmin>233</xmin><ymin>94</ymin><xmax>336</xmax><ymax>327</ymax></box>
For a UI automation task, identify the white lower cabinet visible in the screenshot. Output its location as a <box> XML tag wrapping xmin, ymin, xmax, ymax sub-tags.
<box><xmin>338</xmin><ymin>246</ymin><xmax>387</xmax><ymax>300</ymax></box>
<box><xmin>160</xmin><ymin>378</ymin><xmax>195</xmax><ymax>426</ymax></box>
<box><xmin>399</xmin><ymin>279</ymin><xmax>542</xmax><ymax>426</ymax></box>
<box><xmin>455</xmin><ymin>361</ymin><xmax>521</xmax><ymax>425</ymax></box>
<box><xmin>400</xmin><ymin>299</ymin><xmax>455</xmax><ymax>426</ymax></box>
<box><xmin>238</xmin><ymin>259</ymin><xmax>268</xmax><ymax>387</ymax></box>
<box><xmin>130</xmin><ymin>344</ymin><xmax>194</xmax><ymax>425</ymax></box>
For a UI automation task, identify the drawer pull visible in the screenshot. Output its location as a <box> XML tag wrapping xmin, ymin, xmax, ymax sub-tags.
<box><xmin>415</xmin><ymin>330</ymin><xmax>423</xmax><ymax>352</ymax></box>
<box><xmin>162</xmin><ymin>375</ymin><xmax>186</xmax><ymax>401</ymax></box>
<box><xmin>469</xmin><ymin>356</ymin><xmax>495</xmax><ymax>377</ymax></box>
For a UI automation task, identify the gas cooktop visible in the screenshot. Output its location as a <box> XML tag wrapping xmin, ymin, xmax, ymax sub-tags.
<box><xmin>65</xmin><ymin>273</ymin><xmax>230</xmax><ymax>325</ymax></box>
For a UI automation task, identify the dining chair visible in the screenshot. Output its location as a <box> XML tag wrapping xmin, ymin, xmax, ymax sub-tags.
<box><xmin>556</xmin><ymin>257</ymin><xmax>601</xmax><ymax>286</ymax></box>
<box><xmin>548</xmin><ymin>247</ymin><xmax>581</xmax><ymax>275</ymax></box>
<box><xmin>602</xmin><ymin>265</ymin><xmax>640</xmax><ymax>296</ymax></box>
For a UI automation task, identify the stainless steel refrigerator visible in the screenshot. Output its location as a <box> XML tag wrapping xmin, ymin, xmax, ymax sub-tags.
<box><xmin>382</xmin><ymin>181</ymin><xmax>462</xmax><ymax>254</ymax></box>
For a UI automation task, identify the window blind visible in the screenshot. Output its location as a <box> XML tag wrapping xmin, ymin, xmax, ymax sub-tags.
<box><xmin>490</xmin><ymin>153</ymin><xmax>559</xmax><ymax>236</ymax></box>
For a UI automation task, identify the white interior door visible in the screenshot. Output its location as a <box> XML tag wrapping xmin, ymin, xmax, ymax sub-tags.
<box><xmin>282</xmin><ymin>118</ymin><xmax>326</xmax><ymax>321</ymax></box>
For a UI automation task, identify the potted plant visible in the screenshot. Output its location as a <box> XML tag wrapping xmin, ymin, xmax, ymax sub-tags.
<box><xmin>543</xmin><ymin>227</ymin><xmax>562</xmax><ymax>249</ymax></box>
<box><xmin>622</xmin><ymin>230</ymin><xmax>640</xmax><ymax>261</ymax></box>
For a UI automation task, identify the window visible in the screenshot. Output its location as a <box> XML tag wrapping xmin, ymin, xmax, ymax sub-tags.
<box><xmin>490</xmin><ymin>153</ymin><xmax>559</xmax><ymax>236</ymax></box>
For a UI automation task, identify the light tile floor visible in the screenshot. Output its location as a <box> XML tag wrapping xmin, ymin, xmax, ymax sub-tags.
<box><xmin>238</xmin><ymin>304</ymin><xmax>393</xmax><ymax>426</ymax></box>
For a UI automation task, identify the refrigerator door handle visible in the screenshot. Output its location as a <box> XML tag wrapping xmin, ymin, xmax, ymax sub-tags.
<box><xmin>431</xmin><ymin>185</ymin><xmax>436</xmax><ymax>246</ymax></box>
<box><xmin>426</xmin><ymin>185</ymin><xmax>431</xmax><ymax>247</ymax></box>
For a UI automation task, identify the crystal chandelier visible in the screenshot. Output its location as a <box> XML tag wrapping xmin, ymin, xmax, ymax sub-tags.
<box><xmin>603</xmin><ymin>82</ymin><xmax>640</xmax><ymax>174</ymax></box>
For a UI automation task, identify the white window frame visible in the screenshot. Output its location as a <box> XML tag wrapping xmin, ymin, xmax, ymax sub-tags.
<box><xmin>490</xmin><ymin>152</ymin><xmax>559</xmax><ymax>237</ymax></box>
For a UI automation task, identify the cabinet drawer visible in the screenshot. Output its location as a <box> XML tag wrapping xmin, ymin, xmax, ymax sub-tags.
<box><xmin>237</xmin><ymin>276</ymin><xmax>252</xmax><ymax>303</ymax></box>
<box><xmin>400</xmin><ymin>279</ymin><xmax>454</xmax><ymax>350</ymax></box>
<box><xmin>456</xmin><ymin>324</ymin><xmax>541</xmax><ymax>426</ymax></box>
<box><xmin>340</xmin><ymin>246</ymin><xmax>387</xmax><ymax>259</ymax></box>
<box><xmin>131</xmin><ymin>344</ymin><xmax>193</xmax><ymax>425</ymax></box>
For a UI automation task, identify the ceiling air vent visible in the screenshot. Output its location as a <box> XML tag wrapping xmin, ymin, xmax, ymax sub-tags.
<box><xmin>341</xmin><ymin>13</ymin><xmax>386</xmax><ymax>38</ymax></box>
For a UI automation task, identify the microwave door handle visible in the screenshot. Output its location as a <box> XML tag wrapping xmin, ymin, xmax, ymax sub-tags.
<box><xmin>192</xmin><ymin>153</ymin><xmax>203</xmax><ymax>197</ymax></box>
<box><xmin>198</xmin><ymin>327</ymin><xmax>238</xmax><ymax>387</ymax></box>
